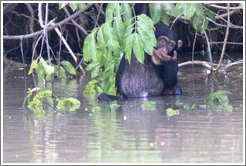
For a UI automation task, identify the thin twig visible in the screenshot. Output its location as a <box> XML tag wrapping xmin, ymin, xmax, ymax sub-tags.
<box><xmin>204</xmin><ymin>31</ymin><xmax>213</xmax><ymax>73</ymax></box>
<box><xmin>192</xmin><ymin>31</ymin><xmax>197</xmax><ymax>61</ymax></box>
<box><xmin>44</xmin><ymin>3</ymin><xmax>57</xmax><ymax>107</ymax></box>
<box><xmin>3</xmin><ymin>10</ymin><xmax>83</xmax><ymax>40</ymax></box>
<box><xmin>63</xmin><ymin>6</ymin><xmax>88</xmax><ymax>35</ymax></box>
<box><xmin>207</xmin><ymin>17</ymin><xmax>243</xmax><ymax>29</ymax></box>
<box><xmin>170</xmin><ymin>13</ymin><xmax>183</xmax><ymax>30</ymax></box>
<box><xmin>224</xmin><ymin>59</ymin><xmax>243</xmax><ymax>69</ymax></box>
<box><xmin>203</xmin><ymin>3</ymin><xmax>242</xmax><ymax>10</ymax></box>
<box><xmin>50</xmin><ymin>21</ymin><xmax>85</xmax><ymax>74</ymax></box>
<box><xmin>94</xmin><ymin>3</ymin><xmax>103</xmax><ymax>28</ymax></box>
<box><xmin>210</xmin><ymin>41</ymin><xmax>243</xmax><ymax>45</ymax></box>
<box><xmin>213</xmin><ymin>3</ymin><xmax>231</xmax><ymax>72</ymax></box>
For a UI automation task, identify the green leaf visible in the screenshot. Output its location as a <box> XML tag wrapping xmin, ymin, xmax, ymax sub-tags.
<box><xmin>91</xmin><ymin>65</ymin><xmax>100</xmax><ymax>78</ymax></box>
<box><xmin>54</xmin><ymin>65</ymin><xmax>67</xmax><ymax>78</ymax></box>
<box><xmin>141</xmin><ymin>101</ymin><xmax>156</xmax><ymax>111</ymax></box>
<box><xmin>183</xmin><ymin>104</ymin><xmax>191</xmax><ymax>110</ymax></box>
<box><xmin>227</xmin><ymin>105</ymin><xmax>233</xmax><ymax>112</ymax></box>
<box><xmin>183</xmin><ymin>3</ymin><xmax>197</xmax><ymax>20</ymax></box>
<box><xmin>102</xmin><ymin>22</ymin><xmax>120</xmax><ymax>52</ymax></box>
<box><xmin>199</xmin><ymin>104</ymin><xmax>207</xmax><ymax>109</ymax></box>
<box><xmin>149</xmin><ymin>3</ymin><xmax>162</xmax><ymax>24</ymax></box>
<box><xmin>69</xmin><ymin>3</ymin><xmax>78</xmax><ymax>11</ymax></box>
<box><xmin>92</xmin><ymin>106</ymin><xmax>101</xmax><ymax>112</ymax></box>
<box><xmin>124</xmin><ymin>33</ymin><xmax>134</xmax><ymax>64</ymax></box>
<box><xmin>83</xmin><ymin>80</ymin><xmax>98</xmax><ymax>94</ymax></box>
<box><xmin>121</xmin><ymin>3</ymin><xmax>133</xmax><ymax>20</ymax></box>
<box><xmin>132</xmin><ymin>33</ymin><xmax>145</xmax><ymax>64</ymax></box>
<box><xmin>161</xmin><ymin>3</ymin><xmax>175</xmax><ymax>12</ymax></box>
<box><xmin>165</xmin><ymin>108</ymin><xmax>179</xmax><ymax>117</ymax></box>
<box><xmin>36</xmin><ymin>61</ymin><xmax>45</xmax><ymax>80</ymax></box>
<box><xmin>57</xmin><ymin>97</ymin><xmax>81</xmax><ymax>111</ymax></box>
<box><xmin>61</xmin><ymin>60</ymin><xmax>76</xmax><ymax>75</ymax></box>
<box><xmin>109</xmin><ymin>101</ymin><xmax>121</xmax><ymax>111</ymax></box>
<box><xmin>106</xmin><ymin>3</ymin><xmax>118</xmax><ymax>22</ymax></box>
<box><xmin>28</xmin><ymin>59</ymin><xmax>38</xmax><ymax>75</ymax></box>
<box><xmin>123</xmin><ymin>19</ymin><xmax>134</xmax><ymax>48</ymax></box>
<box><xmin>204</xmin><ymin>9</ymin><xmax>215</xmax><ymax>22</ymax></box>
<box><xmin>199</xmin><ymin>18</ymin><xmax>208</xmax><ymax>34</ymax></box>
<box><xmin>113</xmin><ymin>3</ymin><xmax>121</xmax><ymax>20</ymax></box>
<box><xmin>205</xmin><ymin>90</ymin><xmax>231</xmax><ymax>108</ymax></box>
<box><xmin>191</xmin><ymin>13</ymin><xmax>208</xmax><ymax>34</ymax></box>
<box><xmin>161</xmin><ymin>9</ymin><xmax>170</xmax><ymax>26</ymax></box>
<box><xmin>96</xmin><ymin>28</ymin><xmax>108</xmax><ymax>57</ymax></box>
<box><xmin>113</xmin><ymin>18</ymin><xmax>125</xmax><ymax>46</ymax></box>
<box><xmin>83</xmin><ymin>29</ymin><xmax>99</xmax><ymax>62</ymax></box>
<box><xmin>39</xmin><ymin>57</ymin><xmax>54</xmax><ymax>76</ymax></box>
<box><xmin>137</xmin><ymin>14</ymin><xmax>154</xmax><ymax>29</ymax></box>
<box><xmin>169</xmin><ymin>4</ymin><xmax>183</xmax><ymax>17</ymax></box>
<box><xmin>86</xmin><ymin>62</ymin><xmax>100</xmax><ymax>71</ymax></box>
<box><xmin>137</xmin><ymin>14</ymin><xmax>156</xmax><ymax>55</ymax></box>
<box><xmin>77</xmin><ymin>3</ymin><xmax>86</xmax><ymax>11</ymax></box>
<box><xmin>58</xmin><ymin>3</ymin><xmax>63</xmax><ymax>10</ymax></box>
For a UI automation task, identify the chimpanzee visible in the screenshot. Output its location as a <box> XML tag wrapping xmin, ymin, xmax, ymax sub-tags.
<box><xmin>98</xmin><ymin>22</ymin><xmax>183</xmax><ymax>100</ymax></box>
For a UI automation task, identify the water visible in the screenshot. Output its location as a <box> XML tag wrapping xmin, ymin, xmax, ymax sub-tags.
<box><xmin>2</xmin><ymin>65</ymin><xmax>244</xmax><ymax>163</ymax></box>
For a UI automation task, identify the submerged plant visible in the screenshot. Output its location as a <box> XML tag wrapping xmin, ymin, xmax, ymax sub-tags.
<box><xmin>165</xmin><ymin>108</ymin><xmax>179</xmax><ymax>117</ymax></box>
<box><xmin>141</xmin><ymin>101</ymin><xmax>157</xmax><ymax>111</ymax></box>
<box><xmin>205</xmin><ymin>90</ymin><xmax>233</xmax><ymax>112</ymax></box>
<box><xmin>57</xmin><ymin>98</ymin><xmax>81</xmax><ymax>111</ymax></box>
<box><xmin>24</xmin><ymin>56</ymin><xmax>80</xmax><ymax>114</ymax></box>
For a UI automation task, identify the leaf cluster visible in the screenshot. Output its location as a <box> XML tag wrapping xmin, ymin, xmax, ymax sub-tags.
<box><xmin>173</xmin><ymin>90</ymin><xmax>234</xmax><ymax>112</ymax></box>
<box><xmin>149</xmin><ymin>3</ymin><xmax>215</xmax><ymax>34</ymax></box>
<box><xmin>141</xmin><ymin>101</ymin><xmax>157</xmax><ymax>111</ymax></box>
<box><xmin>23</xmin><ymin>88</ymin><xmax>81</xmax><ymax>113</ymax></box>
<box><xmin>83</xmin><ymin>3</ymin><xmax>156</xmax><ymax>95</ymax></box>
<box><xmin>29</xmin><ymin>57</ymin><xmax>76</xmax><ymax>81</ymax></box>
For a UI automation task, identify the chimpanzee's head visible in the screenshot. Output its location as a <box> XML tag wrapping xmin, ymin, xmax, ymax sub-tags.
<box><xmin>154</xmin><ymin>23</ymin><xmax>182</xmax><ymax>57</ymax></box>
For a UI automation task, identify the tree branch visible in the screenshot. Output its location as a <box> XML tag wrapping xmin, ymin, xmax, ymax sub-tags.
<box><xmin>3</xmin><ymin>6</ymin><xmax>90</xmax><ymax>40</ymax></box>
<box><xmin>213</xmin><ymin>3</ymin><xmax>231</xmax><ymax>72</ymax></box>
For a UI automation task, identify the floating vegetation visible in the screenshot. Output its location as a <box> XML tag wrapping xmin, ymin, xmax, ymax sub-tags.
<box><xmin>166</xmin><ymin>90</ymin><xmax>234</xmax><ymax>117</ymax></box>
<box><xmin>141</xmin><ymin>101</ymin><xmax>157</xmax><ymax>111</ymax></box>
<box><xmin>165</xmin><ymin>108</ymin><xmax>179</xmax><ymax>117</ymax></box>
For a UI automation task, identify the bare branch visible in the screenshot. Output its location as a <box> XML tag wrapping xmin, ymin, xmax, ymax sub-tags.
<box><xmin>63</xmin><ymin>6</ymin><xmax>88</xmax><ymax>35</ymax></box>
<box><xmin>179</xmin><ymin>60</ymin><xmax>214</xmax><ymax>69</ymax></box>
<box><xmin>3</xmin><ymin>6</ymin><xmax>91</xmax><ymax>40</ymax></box>
<box><xmin>203</xmin><ymin>3</ymin><xmax>242</xmax><ymax>10</ymax></box>
<box><xmin>213</xmin><ymin>3</ymin><xmax>231</xmax><ymax>72</ymax></box>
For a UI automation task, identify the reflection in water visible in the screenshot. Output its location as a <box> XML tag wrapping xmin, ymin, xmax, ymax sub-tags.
<box><xmin>3</xmin><ymin>65</ymin><xmax>244</xmax><ymax>163</ymax></box>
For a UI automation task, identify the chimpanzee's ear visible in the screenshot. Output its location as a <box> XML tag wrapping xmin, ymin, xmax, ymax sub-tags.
<box><xmin>153</xmin><ymin>27</ymin><xmax>156</xmax><ymax>32</ymax></box>
<box><xmin>177</xmin><ymin>40</ymin><xmax>183</xmax><ymax>49</ymax></box>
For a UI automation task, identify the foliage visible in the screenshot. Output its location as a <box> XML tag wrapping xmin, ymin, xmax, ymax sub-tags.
<box><xmin>23</xmin><ymin>88</ymin><xmax>81</xmax><ymax>113</ymax></box>
<box><xmin>165</xmin><ymin>108</ymin><xmax>179</xmax><ymax>117</ymax></box>
<box><xmin>173</xmin><ymin>90</ymin><xmax>234</xmax><ymax>113</ymax></box>
<box><xmin>205</xmin><ymin>90</ymin><xmax>233</xmax><ymax>112</ymax></box>
<box><xmin>141</xmin><ymin>101</ymin><xmax>156</xmax><ymax>111</ymax></box>
<box><xmin>25</xmin><ymin>56</ymin><xmax>80</xmax><ymax>113</ymax></box>
<box><xmin>109</xmin><ymin>101</ymin><xmax>121</xmax><ymax>111</ymax></box>
<box><xmin>57</xmin><ymin>97</ymin><xmax>81</xmax><ymax>111</ymax></box>
<box><xmin>59</xmin><ymin>3</ymin><xmax>92</xmax><ymax>11</ymax></box>
<box><xmin>83</xmin><ymin>3</ymin><xmax>156</xmax><ymax>95</ymax></box>
<box><xmin>28</xmin><ymin>57</ymin><xmax>76</xmax><ymax>80</ymax></box>
<box><xmin>25</xmin><ymin>90</ymin><xmax>53</xmax><ymax>114</ymax></box>
<box><xmin>149</xmin><ymin>3</ymin><xmax>214</xmax><ymax>34</ymax></box>
<box><xmin>81</xmin><ymin>3</ymin><xmax>214</xmax><ymax>95</ymax></box>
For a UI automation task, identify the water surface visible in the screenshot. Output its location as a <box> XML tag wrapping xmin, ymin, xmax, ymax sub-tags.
<box><xmin>2</xmin><ymin>65</ymin><xmax>244</xmax><ymax>163</ymax></box>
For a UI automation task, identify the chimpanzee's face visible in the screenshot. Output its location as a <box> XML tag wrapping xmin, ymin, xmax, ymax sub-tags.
<box><xmin>157</xmin><ymin>36</ymin><xmax>176</xmax><ymax>55</ymax></box>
